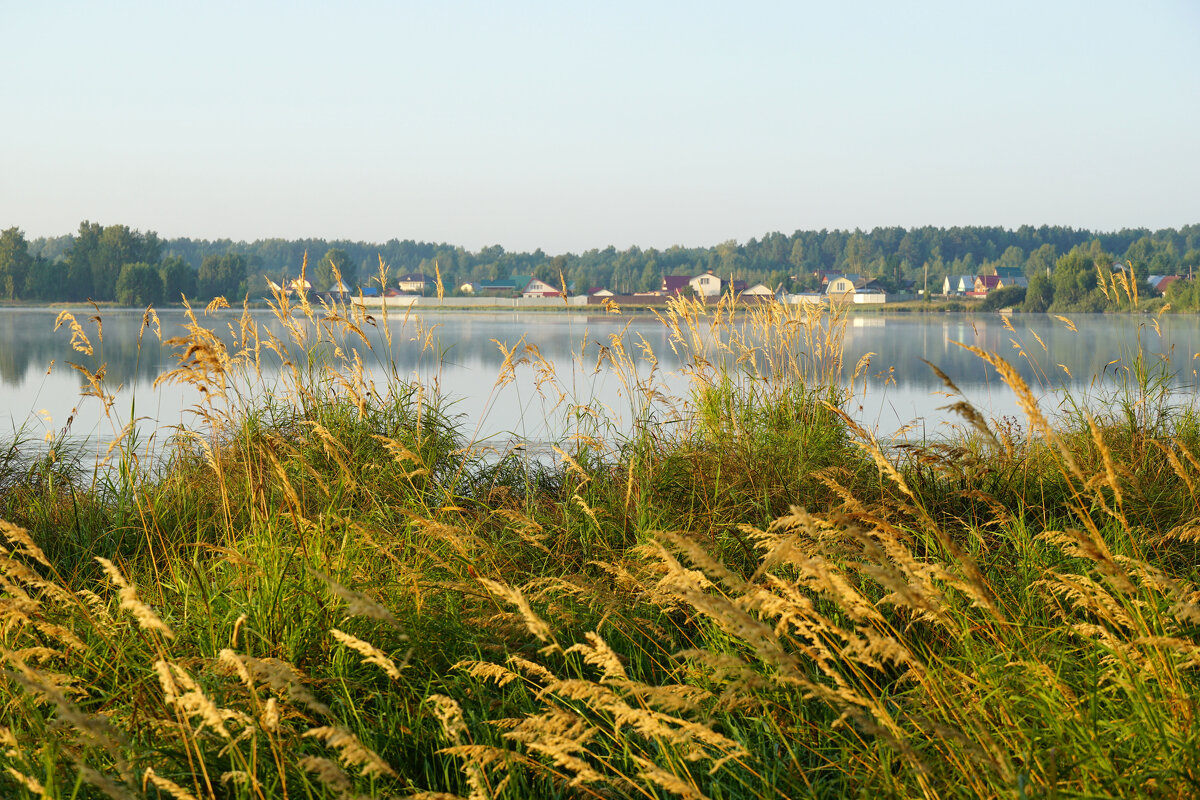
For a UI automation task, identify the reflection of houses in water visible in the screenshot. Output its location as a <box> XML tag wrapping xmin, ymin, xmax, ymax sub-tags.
<box><xmin>851</xmin><ymin>316</ymin><xmax>885</xmax><ymax>327</ymax></box>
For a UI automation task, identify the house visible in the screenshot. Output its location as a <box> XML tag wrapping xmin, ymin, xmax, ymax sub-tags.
<box><xmin>825</xmin><ymin>274</ymin><xmax>866</xmax><ymax>297</ymax></box>
<box><xmin>520</xmin><ymin>277</ymin><xmax>561</xmax><ymax>298</ymax></box>
<box><xmin>661</xmin><ymin>275</ymin><xmax>692</xmax><ymax>296</ymax></box>
<box><xmin>992</xmin><ymin>267</ymin><xmax>1028</xmax><ymax>289</ymax></box>
<box><xmin>689</xmin><ymin>271</ymin><xmax>723</xmax><ymax>297</ymax></box>
<box><xmin>288</xmin><ymin>278</ymin><xmax>312</xmax><ymax>295</ymax></box>
<box><xmin>943</xmin><ymin>274</ymin><xmax>976</xmax><ymax>295</ymax></box>
<box><xmin>740</xmin><ymin>283</ymin><xmax>774</xmax><ymax>296</ymax></box>
<box><xmin>972</xmin><ymin>275</ymin><xmax>1001</xmax><ymax>295</ymax></box>
<box><xmin>1149</xmin><ymin>275</ymin><xmax>1182</xmax><ymax>295</ymax></box>
<box><xmin>588</xmin><ymin>287</ymin><xmax>614</xmax><ymax>297</ymax></box>
<box><xmin>397</xmin><ymin>273</ymin><xmax>435</xmax><ymax>294</ymax></box>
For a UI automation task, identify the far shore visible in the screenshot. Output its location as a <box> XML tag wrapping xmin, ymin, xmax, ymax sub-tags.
<box><xmin>0</xmin><ymin>296</ymin><xmax>1177</xmax><ymax>315</ymax></box>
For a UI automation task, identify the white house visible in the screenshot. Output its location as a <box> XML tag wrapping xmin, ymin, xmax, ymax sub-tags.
<box><xmin>520</xmin><ymin>277</ymin><xmax>562</xmax><ymax>298</ymax></box>
<box><xmin>689</xmin><ymin>271</ymin><xmax>723</xmax><ymax>297</ymax></box>
<box><xmin>740</xmin><ymin>283</ymin><xmax>774</xmax><ymax>296</ymax></box>
<box><xmin>397</xmin><ymin>273</ymin><xmax>435</xmax><ymax>294</ymax></box>
<box><xmin>825</xmin><ymin>274</ymin><xmax>865</xmax><ymax>297</ymax></box>
<box><xmin>942</xmin><ymin>274</ymin><xmax>976</xmax><ymax>295</ymax></box>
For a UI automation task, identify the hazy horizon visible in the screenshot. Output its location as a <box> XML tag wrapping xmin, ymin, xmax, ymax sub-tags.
<box><xmin>4</xmin><ymin>1</ymin><xmax>1198</xmax><ymax>254</ymax></box>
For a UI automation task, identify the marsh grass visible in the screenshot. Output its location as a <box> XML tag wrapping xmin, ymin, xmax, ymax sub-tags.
<box><xmin>1</xmin><ymin>276</ymin><xmax>1199</xmax><ymax>799</ymax></box>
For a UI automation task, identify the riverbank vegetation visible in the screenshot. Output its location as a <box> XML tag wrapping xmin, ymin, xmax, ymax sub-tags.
<box><xmin>1</xmin><ymin>285</ymin><xmax>1199</xmax><ymax>799</ymax></box>
<box><xmin>3</xmin><ymin>222</ymin><xmax>1199</xmax><ymax>311</ymax></box>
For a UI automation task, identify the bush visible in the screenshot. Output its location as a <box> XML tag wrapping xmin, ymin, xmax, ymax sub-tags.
<box><xmin>980</xmin><ymin>285</ymin><xmax>1026</xmax><ymax>310</ymax></box>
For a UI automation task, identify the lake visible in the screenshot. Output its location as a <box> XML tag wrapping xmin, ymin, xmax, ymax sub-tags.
<box><xmin>2</xmin><ymin>306</ymin><xmax>1198</xmax><ymax>461</ymax></box>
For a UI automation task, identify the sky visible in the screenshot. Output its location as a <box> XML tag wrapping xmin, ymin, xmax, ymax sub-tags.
<box><xmin>2</xmin><ymin>0</ymin><xmax>1198</xmax><ymax>254</ymax></box>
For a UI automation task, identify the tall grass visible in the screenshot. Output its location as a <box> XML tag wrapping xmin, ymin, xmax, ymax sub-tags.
<box><xmin>1</xmin><ymin>280</ymin><xmax>1198</xmax><ymax>799</ymax></box>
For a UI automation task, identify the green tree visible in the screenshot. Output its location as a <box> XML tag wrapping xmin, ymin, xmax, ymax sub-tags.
<box><xmin>159</xmin><ymin>256</ymin><xmax>196</xmax><ymax>301</ymax></box>
<box><xmin>65</xmin><ymin>221</ymin><xmax>102</xmax><ymax>301</ymax></box>
<box><xmin>316</xmin><ymin>248</ymin><xmax>354</xmax><ymax>290</ymax></box>
<box><xmin>0</xmin><ymin>227</ymin><xmax>32</xmax><ymax>299</ymax></box>
<box><xmin>998</xmin><ymin>246</ymin><xmax>1025</xmax><ymax>269</ymax></box>
<box><xmin>1049</xmin><ymin>244</ymin><xmax>1109</xmax><ymax>312</ymax></box>
<box><xmin>843</xmin><ymin>232</ymin><xmax>872</xmax><ymax>273</ymax></box>
<box><xmin>1022</xmin><ymin>271</ymin><xmax>1053</xmax><ymax>312</ymax></box>
<box><xmin>23</xmin><ymin>256</ymin><xmax>66</xmax><ymax>300</ymax></box>
<box><xmin>1026</xmin><ymin>243</ymin><xmax>1057</xmax><ymax>279</ymax></box>
<box><xmin>197</xmin><ymin>254</ymin><xmax>247</xmax><ymax>299</ymax></box>
<box><xmin>92</xmin><ymin>225</ymin><xmax>141</xmax><ymax>301</ymax></box>
<box><xmin>116</xmin><ymin>262</ymin><xmax>165</xmax><ymax>306</ymax></box>
<box><xmin>788</xmin><ymin>239</ymin><xmax>806</xmax><ymax>272</ymax></box>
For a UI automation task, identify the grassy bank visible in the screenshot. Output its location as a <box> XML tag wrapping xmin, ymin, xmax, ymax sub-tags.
<box><xmin>1</xmin><ymin>291</ymin><xmax>1198</xmax><ymax>799</ymax></box>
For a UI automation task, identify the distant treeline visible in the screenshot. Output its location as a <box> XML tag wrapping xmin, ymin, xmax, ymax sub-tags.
<box><xmin>2</xmin><ymin>222</ymin><xmax>1199</xmax><ymax>311</ymax></box>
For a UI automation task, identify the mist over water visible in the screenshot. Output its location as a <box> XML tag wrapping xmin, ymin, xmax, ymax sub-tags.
<box><xmin>3</xmin><ymin>308</ymin><xmax>1199</xmax><ymax>459</ymax></box>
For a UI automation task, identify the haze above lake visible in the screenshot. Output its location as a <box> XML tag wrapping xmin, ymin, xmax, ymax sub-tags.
<box><xmin>2</xmin><ymin>308</ymin><xmax>1197</xmax><ymax>459</ymax></box>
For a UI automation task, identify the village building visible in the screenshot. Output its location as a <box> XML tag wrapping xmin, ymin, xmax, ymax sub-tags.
<box><xmin>689</xmin><ymin>271</ymin><xmax>723</xmax><ymax>297</ymax></box>
<box><xmin>942</xmin><ymin>274</ymin><xmax>976</xmax><ymax>295</ymax></box>
<box><xmin>396</xmin><ymin>273</ymin><xmax>436</xmax><ymax>294</ymax></box>
<box><xmin>661</xmin><ymin>275</ymin><xmax>692</xmax><ymax>295</ymax></box>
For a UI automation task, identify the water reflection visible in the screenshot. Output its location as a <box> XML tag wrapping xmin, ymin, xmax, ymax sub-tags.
<box><xmin>2</xmin><ymin>308</ymin><xmax>1198</xmax><ymax>452</ymax></box>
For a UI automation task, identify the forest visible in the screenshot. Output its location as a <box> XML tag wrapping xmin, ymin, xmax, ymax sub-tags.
<box><xmin>1</xmin><ymin>221</ymin><xmax>1199</xmax><ymax>311</ymax></box>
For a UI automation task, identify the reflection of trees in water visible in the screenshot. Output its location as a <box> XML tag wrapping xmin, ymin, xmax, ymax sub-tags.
<box><xmin>4</xmin><ymin>309</ymin><xmax>1200</xmax><ymax>411</ymax></box>
<box><xmin>0</xmin><ymin>311</ymin><xmax>63</xmax><ymax>385</ymax></box>
<box><xmin>0</xmin><ymin>309</ymin><xmax>676</xmax><ymax>397</ymax></box>
<box><xmin>844</xmin><ymin>315</ymin><xmax>1200</xmax><ymax>396</ymax></box>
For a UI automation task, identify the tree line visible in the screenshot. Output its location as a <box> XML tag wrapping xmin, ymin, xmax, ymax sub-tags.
<box><xmin>2</xmin><ymin>221</ymin><xmax>1198</xmax><ymax>310</ymax></box>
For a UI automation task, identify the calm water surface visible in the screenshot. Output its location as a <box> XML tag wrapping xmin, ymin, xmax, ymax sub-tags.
<box><xmin>2</xmin><ymin>307</ymin><xmax>1198</xmax><ymax>459</ymax></box>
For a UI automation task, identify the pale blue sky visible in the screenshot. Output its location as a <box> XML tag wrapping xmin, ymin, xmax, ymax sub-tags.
<box><xmin>2</xmin><ymin>1</ymin><xmax>1197</xmax><ymax>253</ymax></box>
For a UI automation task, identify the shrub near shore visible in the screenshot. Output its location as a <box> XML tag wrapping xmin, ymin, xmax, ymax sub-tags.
<box><xmin>1</xmin><ymin>287</ymin><xmax>1199</xmax><ymax>799</ymax></box>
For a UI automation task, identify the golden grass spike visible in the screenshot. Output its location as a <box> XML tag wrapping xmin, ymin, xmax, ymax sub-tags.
<box><xmin>565</xmin><ymin>632</ymin><xmax>628</xmax><ymax>682</ymax></box>
<box><xmin>938</xmin><ymin>400</ymin><xmax>1001</xmax><ymax>451</ymax></box>
<box><xmin>1052</xmin><ymin>315</ymin><xmax>1077</xmax><ymax>333</ymax></box>
<box><xmin>1155</xmin><ymin>440</ymin><xmax>1196</xmax><ymax>497</ymax></box>
<box><xmin>479</xmin><ymin>579</ymin><xmax>552</xmax><ymax>643</ymax></box>
<box><xmin>54</xmin><ymin>310</ymin><xmax>93</xmax><ymax>355</ymax></box>
<box><xmin>304</xmin><ymin>725</ymin><xmax>398</xmax><ymax>778</ymax></box>
<box><xmin>427</xmin><ymin>694</ymin><xmax>469</xmax><ymax>741</ymax></box>
<box><xmin>1030</xmin><ymin>328</ymin><xmax>1047</xmax><ymax>352</ymax></box>
<box><xmin>0</xmin><ymin>520</ymin><xmax>49</xmax><ymax>568</ymax></box>
<box><xmin>95</xmin><ymin>557</ymin><xmax>174</xmax><ymax>640</ymax></box>
<box><xmin>454</xmin><ymin>659</ymin><xmax>523</xmax><ymax>687</ymax></box>
<box><xmin>142</xmin><ymin>768</ymin><xmax>199</xmax><ymax>800</ymax></box>
<box><xmin>1096</xmin><ymin>262</ymin><xmax>1112</xmax><ymax>301</ymax></box>
<box><xmin>6</xmin><ymin>767</ymin><xmax>44</xmax><ymax>794</ymax></box>
<box><xmin>1086</xmin><ymin>413</ymin><xmax>1123</xmax><ymax>510</ymax></box>
<box><xmin>921</xmin><ymin>358</ymin><xmax>963</xmax><ymax>397</ymax></box>
<box><xmin>330</xmin><ymin>628</ymin><xmax>404</xmax><ymax>680</ymax></box>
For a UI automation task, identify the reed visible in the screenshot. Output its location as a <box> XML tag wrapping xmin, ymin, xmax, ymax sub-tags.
<box><xmin>1</xmin><ymin>279</ymin><xmax>1197</xmax><ymax>799</ymax></box>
